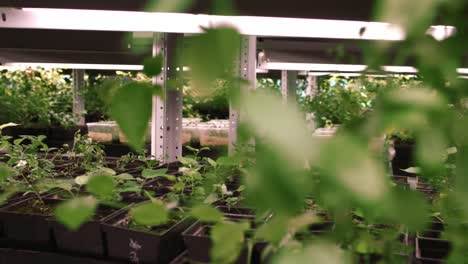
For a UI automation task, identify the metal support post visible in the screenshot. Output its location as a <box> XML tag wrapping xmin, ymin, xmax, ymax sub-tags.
<box><xmin>72</xmin><ymin>69</ymin><xmax>85</xmax><ymax>126</ymax></box>
<box><xmin>229</xmin><ymin>35</ymin><xmax>257</xmax><ymax>155</ymax></box>
<box><xmin>306</xmin><ymin>75</ymin><xmax>318</xmax><ymax>98</ymax></box>
<box><xmin>164</xmin><ymin>34</ymin><xmax>183</xmax><ymax>163</ymax></box>
<box><xmin>150</xmin><ymin>33</ymin><xmax>183</xmax><ymax>163</ymax></box>
<box><xmin>281</xmin><ymin>70</ymin><xmax>297</xmax><ymax>104</ymax></box>
<box><xmin>151</xmin><ymin>33</ymin><xmax>166</xmax><ymax>161</ymax></box>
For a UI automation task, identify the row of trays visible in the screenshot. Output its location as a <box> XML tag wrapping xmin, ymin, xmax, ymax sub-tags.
<box><xmin>0</xmin><ymin>192</ymin><xmax>262</xmax><ymax>264</ymax></box>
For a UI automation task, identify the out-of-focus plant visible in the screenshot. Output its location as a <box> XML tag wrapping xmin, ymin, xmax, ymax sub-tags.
<box><xmin>52</xmin><ymin>0</ymin><xmax>468</xmax><ymax>262</ymax></box>
<box><xmin>0</xmin><ymin>68</ymin><xmax>78</xmax><ymax>128</ymax></box>
<box><xmin>183</xmin><ymin>79</ymin><xmax>229</xmax><ymax>121</ymax></box>
<box><xmin>306</xmin><ymin>76</ymin><xmax>377</xmax><ymax>127</ymax></box>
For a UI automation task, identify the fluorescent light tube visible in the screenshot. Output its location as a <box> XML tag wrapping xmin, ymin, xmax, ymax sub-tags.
<box><xmin>263</xmin><ymin>63</ymin><xmax>367</xmax><ymax>72</ymax></box>
<box><xmin>4</xmin><ymin>8</ymin><xmax>405</xmax><ymax>40</ymax></box>
<box><xmin>3</xmin><ymin>63</ymin><xmax>144</xmax><ymax>70</ymax></box>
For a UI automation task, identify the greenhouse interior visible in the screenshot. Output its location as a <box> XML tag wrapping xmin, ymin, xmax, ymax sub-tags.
<box><xmin>0</xmin><ymin>0</ymin><xmax>467</xmax><ymax>263</ymax></box>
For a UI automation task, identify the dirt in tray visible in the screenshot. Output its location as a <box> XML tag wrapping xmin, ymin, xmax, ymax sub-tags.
<box><xmin>114</xmin><ymin>211</ymin><xmax>184</xmax><ymax>235</ymax></box>
<box><xmin>93</xmin><ymin>207</ymin><xmax>120</xmax><ymax>221</ymax></box>
<box><xmin>11</xmin><ymin>199</ymin><xmax>55</xmax><ymax>215</ymax></box>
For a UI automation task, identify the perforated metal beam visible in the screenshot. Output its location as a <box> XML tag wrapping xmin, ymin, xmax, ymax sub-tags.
<box><xmin>150</xmin><ymin>33</ymin><xmax>183</xmax><ymax>163</ymax></box>
<box><xmin>72</xmin><ymin>69</ymin><xmax>85</xmax><ymax>126</ymax></box>
<box><xmin>306</xmin><ymin>75</ymin><xmax>318</xmax><ymax>98</ymax></box>
<box><xmin>281</xmin><ymin>70</ymin><xmax>297</xmax><ymax>104</ymax></box>
<box><xmin>229</xmin><ymin>35</ymin><xmax>257</xmax><ymax>155</ymax></box>
<box><xmin>151</xmin><ymin>33</ymin><xmax>166</xmax><ymax>161</ymax></box>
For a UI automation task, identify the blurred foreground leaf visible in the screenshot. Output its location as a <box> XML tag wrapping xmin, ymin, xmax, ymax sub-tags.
<box><xmin>272</xmin><ymin>241</ymin><xmax>350</xmax><ymax>264</ymax></box>
<box><xmin>86</xmin><ymin>175</ymin><xmax>116</xmax><ymax>198</ymax></box>
<box><xmin>185</xmin><ymin>27</ymin><xmax>241</xmax><ymax>97</ymax></box>
<box><xmin>130</xmin><ymin>200</ymin><xmax>168</xmax><ymax>226</ymax></box>
<box><xmin>190</xmin><ymin>204</ymin><xmax>223</xmax><ymax>223</ymax></box>
<box><xmin>54</xmin><ymin>196</ymin><xmax>97</xmax><ymax>231</ymax></box>
<box><xmin>110</xmin><ymin>82</ymin><xmax>153</xmax><ymax>151</ymax></box>
<box><xmin>211</xmin><ymin>221</ymin><xmax>250</xmax><ymax>264</ymax></box>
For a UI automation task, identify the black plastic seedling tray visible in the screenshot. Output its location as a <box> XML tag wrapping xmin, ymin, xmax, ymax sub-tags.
<box><xmin>49</xmin><ymin>204</ymin><xmax>120</xmax><ymax>257</ymax></box>
<box><xmin>183</xmin><ymin>207</ymin><xmax>268</xmax><ymax>264</ymax></box>
<box><xmin>0</xmin><ymin>197</ymin><xmax>60</xmax><ymax>250</ymax></box>
<box><xmin>102</xmin><ymin>207</ymin><xmax>193</xmax><ymax>264</ymax></box>
<box><xmin>0</xmin><ymin>247</ymin><xmax>125</xmax><ymax>264</ymax></box>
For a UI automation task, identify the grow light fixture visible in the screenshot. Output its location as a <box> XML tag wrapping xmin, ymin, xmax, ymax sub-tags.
<box><xmin>1</xmin><ymin>8</ymin><xmax>405</xmax><ymax>41</ymax></box>
<box><xmin>380</xmin><ymin>66</ymin><xmax>418</xmax><ymax>73</ymax></box>
<box><xmin>264</xmin><ymin>63</ymin><xmax>368</xmax><ymax>72</ymax></box>
<box><xmin>1</xmin><ymin>8</ymin><xmax>457</xmax><ymax>41</ymax></box>
<box><xmin>262</xmin><ymin>62</ymin><xmax>468</xmax><ymax>75</ymax></box>
<box><xmin>2</xmin><ymin>62</ymin><xmax>145</xmax><ymax>71</ymax></box>
<box><xmin>428</xmin><ymin>25</ymin><xmax>456</xmax><ymax>41</ymax></box>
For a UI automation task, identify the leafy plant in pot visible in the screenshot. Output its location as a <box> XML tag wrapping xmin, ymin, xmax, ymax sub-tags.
<box><xmin>183</xmin><ymin>204</ymin><xmax>269</xmax><ymax>264</ymax></box>
<box><xmin>0</xmin><ymin>195</ymin><xmax>60</xmax><ymax>250</ymax></box>
<box><xmin>102</xmin><ymin>198</ymin><xmax>193</xmax><ymax>264</ymax></box>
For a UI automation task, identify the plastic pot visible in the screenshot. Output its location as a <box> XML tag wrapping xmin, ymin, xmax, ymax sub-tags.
<box><xmin>416</xmin><ymin>237</ymin><xmax>451</xmax><ymax>262</ymax></box>
<box><xmin>102</xmin><ymin>206</ymin><xmax>193</xmax><ymax>264</ymax></box>
<box><xmin>0</xmin><ymin>197</ymin><xmax>59</xmax><ymax>250</ymax></box>
<box><xmin>49</xmin><ymin>204</ymin><xmax>120</xmax><ymax>257</ymax></box>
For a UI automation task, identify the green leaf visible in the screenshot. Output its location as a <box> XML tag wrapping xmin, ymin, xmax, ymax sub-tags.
<box><xmin>190</xmin><ymin>204</ymin><xmax>223</xmax><ymax>223</ymax></box>
<box><xmin>54</xmin><ymin>196</ymin><xmax>97</xmax><ymax>231</ymax></box>
<box><xmin>383</xmin><ymin>187</ymin><xmax>430</xmax><ymax>232</ymax></box>
<box><xmin>204</xmin><ymin>193</ymin><xmax>219</xmax><ymax>204</ymax></box>
<box><xmin>36</xmin><ymin>179</ymin><xmax>73</xmax><ymax>193</ymax></box>
<box><xmin>0</xmin><ymin>163</ymin><xmax>12</xmax><ymax>182</ymax></box>
<box><xmin>141</xmin><ymin>168</ymin><xmax>168</xmax><ymax>178</ymax></box>
<box><xmin>110</xmin><ymin>82</ymin><xmax>153</xmax><ymax>151</ymax></box>
<box><xmin>272</xmin><ymin>242</ymin><xmax>350</xmax><ymax>264</ymax></box>
<box><xmin>255</xmin><ymin>216</ymin><xmax>288</xmax><ymax>244</ymax></box>
<box><xmin>115</xmin><ymin>173</ymin><xmax>134</xmax><ymax>180</ymax></box>
<box><xmin>216</xmin><ymin>156</ymin><xmax>240</xmax><ymax>167</ymax></box>
<box><xmin>86</xmin><ymin>175</ymin><xmax>116</xmax><ymax>198</ymax></box>
<box><xmin>118</xmin><ymin>181</ymin><xmax>141</xmax><ymax>193</ymax></box>
<box><xmin>163</xmin><ymin>174</ymin><xmax>177</xmax><ymax>182</ymax></box>
<box><xmin>13</xmin><ymin>138</ymin><xmax>25</xmax><ymax>146</ymax></box>
<box><xmin>75</xmin><ymin>175</ymin><xmax>90</xmax><ymax>186</ymax></box>
<box><xmin>94</xmin><ymin>167</ymin><xmax>117</xmax><ymax>176</ymax></box>
<box><xmin>143</xmin><ymin>55</ymin><xmax>163</xmax><ymax>77</ymax></box>
<box><xmin>178</xmin><ymin>156</ymin><xmax>199</xmax><ymax>167</ymax></box>
<box><xmin>184</xmin><ymin>27</ymin><xmax>241</xmax><ymax>97</ymax></box>
<box><xmin>185</xmin><ymin>145</ymin><xmax>198</xmax><ymax>153</ymax></box>
<box><xmin>206</xmin><ymin>157</ymin><xmax>217</xmax><ymax>168</ymax></box>
<box><xmin>130</xmin><ymin>200</ymin><xmax>168</xmax><ymax>227</ymax></box>
<box><xmin>211</xmin><ymin>221</ymin><xmax>250</xmax><ymax>264</ymax></box>
<box><xmin>319</xmin><ymin>134</ymin><xmax>388</xmax><ymax>201</ymax></box>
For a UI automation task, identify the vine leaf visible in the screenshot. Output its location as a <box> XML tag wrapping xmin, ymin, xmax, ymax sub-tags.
<box><xmin>54</xmin><ymin>196</ymin><xmax>97</xmax><ymax>231</ymax></box>
<box><xmin>142</xmin><ymin>168</ymin><xmax>168</xmax><ymax>178</ymax></box>
<box><xmin>211</xmin><ymin>221</ymin><xmax>250</xmax><ymax>264</ymax></box>
<box><xmin>130</xmin><ymin>200</ymin><xmax>168</xmax><ymax>226</ymax></box>
<box><xmin>0</xmin><ymin>163</ymin><xmax>12</xmax><ymax>182</ymax></box>
<box><xmin>86</xmin><ymin>175</ymin><xmax>116</xmax><ymax>198</ymax></box>
<box><xmin>184</xmin><ymin>27</ymin><xmax>241</xmax><ymax>97</ymax></box>
<box><xmin>110</xmin><ymin>82</ymin><xmax>153</xmax><ymax>151</ymax></box>
<box><xmin>190</xmin><ymin>204</ymin><xmax>223</xmax><ymax>223</ymax></box>
<box><xmin>272</xmin><ymin>242</ymin><xmax>350</xmax><ymax>264</ymax></box>
<box><xmin>143</xmin><ymin>55</ymin><xmax>163</xmax><ymax>77</ymax></box>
